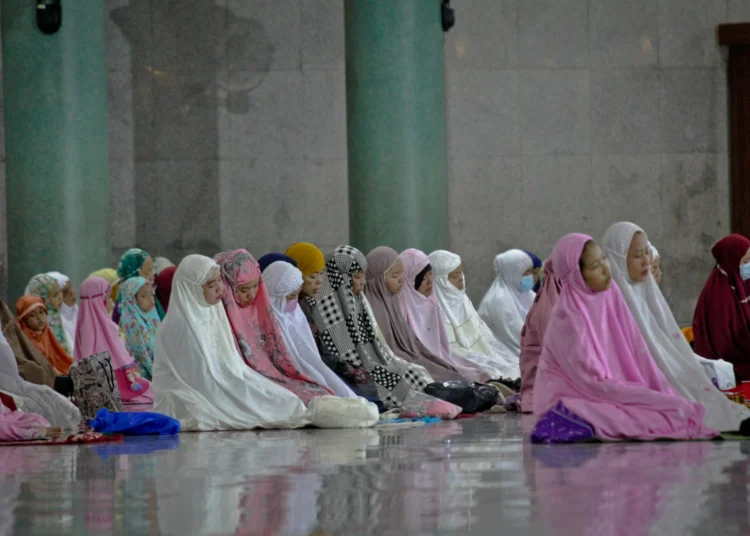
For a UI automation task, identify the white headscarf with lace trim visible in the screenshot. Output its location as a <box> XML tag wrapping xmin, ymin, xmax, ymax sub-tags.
<box><xmin>603</xmin><ymin>222</ymin><xmax>747</xmax><ymax>432</ymax></box>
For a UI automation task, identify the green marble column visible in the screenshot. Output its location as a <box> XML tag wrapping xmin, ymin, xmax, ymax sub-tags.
<box><xmin>345</xmin><ymin>0</ymin><xmax>448</xmax><ymax>255</ymax></box>
<box><xmin>2</xmin><ymin>0</ymin><xmax>110</xmax><ymax>300</ymax></box>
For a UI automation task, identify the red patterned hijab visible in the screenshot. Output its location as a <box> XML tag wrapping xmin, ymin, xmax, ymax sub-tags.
<box><xmin>215</xmin><ymin>249</ymin><xmax>332</xmax><ymax>404</ymax></box>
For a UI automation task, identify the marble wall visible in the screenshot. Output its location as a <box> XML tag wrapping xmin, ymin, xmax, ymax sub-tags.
<box><xmin>447</xmin><ymin>0</ymin><xmax>750</xmax><ymax>324</ymax></box>
<box><xmin>105</xmin><ymin>0</ymin><xmax>349</xmax><ymax>266</ymax></box>
<box><xmin>1</xmin><ymin>0</ymin><xmax>749</xmax><ymax>321</ymax></box>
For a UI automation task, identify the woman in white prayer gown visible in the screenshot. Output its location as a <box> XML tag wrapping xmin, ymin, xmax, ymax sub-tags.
<box><xmin>602</xmin><ymin>221</ymin><xmax>749</xmax><ymax>432</ymax></box>
<box><xmin>0</xmin><ymin>321</ymin><xmax>80</xmax><ymax>430</ymax></box>
<box><xmin>46</xmin><ymin>272</ymin><xmax>79</xmax><ymax>356</ymax></box>
<box><xmin>152</xmin><ymin>254</ymin><xmax>378</xmax><ymax>432</ymax></box>
<box><xmin>429</xmin><ymin>250</ymin><xmax>521</xmax><ymax>380</ymax></box>
<box><xmin>478</xmin><ymin>250</ymin><xmax>536</xmax><ymax>357</ymax></box>
<box><xmin>262</xmin><ymin>260</ymin><xmax>357</xmax><ymax>399</ymax></box>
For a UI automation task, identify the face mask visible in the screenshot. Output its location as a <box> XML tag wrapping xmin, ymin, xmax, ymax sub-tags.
<box><xmin>285</xmin><ymin>300</ymin><xmax>298</xmax><ymax>313</ymax></box>
<box><xmin>519</xmin><ymin>275</ymin><xmax>535</xmax><ymax>292</ymax></box>
<box><xmin>741</xmin><ymin>262</ymin><xmax>750</xmax><ymax>281</ymax></box>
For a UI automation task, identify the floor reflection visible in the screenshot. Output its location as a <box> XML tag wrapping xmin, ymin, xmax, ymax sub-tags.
<box><xmin>1</xmin><ymin>415</ymin><xmax>749</xmax><ymax>535</ymax></box>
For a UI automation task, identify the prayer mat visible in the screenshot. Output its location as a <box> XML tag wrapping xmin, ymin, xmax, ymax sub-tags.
<box><xmin>0</xmin><ymin>431</ymin><xmax>124</xmax><ymax>447</ymax></box>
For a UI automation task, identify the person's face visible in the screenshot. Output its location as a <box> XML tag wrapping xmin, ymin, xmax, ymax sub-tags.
<box><xmin>286</xmin><ymin>285</ymin><xmax>302</xmax><ymax>303</ymax></box>
<box><xmin>352</xmin><ymin>272</ymin><xmax>366</xmax><ymax>295</ymax></box>
<box><xmin>106</xmin><ymin>295</ymin><xmax>115</xmax><ymax>315</ymax></box>
<box><xmin>202</xmin><ymin>269</ymin><xmax>224</xmax><ymax>306</ymax></box>
<box><xmin>417</xmin><ymin>270</ymin><xmax>433</xmax><ymax>297</ymax></box>
<box><xmin>580</xmin><ymin>242</ymin><xmax>612</xmax><ymax>292</ymax></box>
<box><xmin>448</xmin><ymin>265</ymin><xmax>464</xmax><ymax>290</ymax></box>
<box><xmin>46</xmin><ymin>283</ymin><xmax>63</xmax><ymax>311</ymax></box>
<box><xmin>236</xmin><ymin>278</ymin><xmax>260</xmax><ymax>306</ymax></box>
<box><xmin>741</xmin><ymin>247</ymin><xmax>750</xmax><ymax>266</ymax></box>
<box><xmin>301</xmin><ymin>271</ymin><xmax>324</xmax><ymax>296</ymax></box>
<box><xmin>627</xmin><ymin>232</ymin><xmax>651</xmax><ymax>284</ymax></box>
<box><xmin>651</xmin><ymin>257</ymin><xmax>662</xmax><ymax>285</ymax></box>
<box><xmin>62</xmin><ymin>281</ymin><xmax>77</xmax><ymax>307</ymax></box>
<box><xmin>139</xmin><ymin>256</ymin><xmax>155</xmax><ymax>286</ymax></box>
<box><xmin>24</xmin><ymin>308</ymin><xmax>48</xmax><ymax>331</ymax></box>
<box><xmin>136</xmin><ymin>282</ymin><xmax>156</xmax><ymax>312</ymax></box>
<box><xmin>385</xmin><ymin>259</ymin><xmax>404</xmax><ymax>295</ymax></box>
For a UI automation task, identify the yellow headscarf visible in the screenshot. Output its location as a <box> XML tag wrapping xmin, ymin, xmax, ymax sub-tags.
<box><xmin>89</xmin><ymin>268</ymin><xmax>120</xmax><ymax>301</ymax></box>
<box><xmin>285</xmin><ymin>243</ymin><xmax>325</xmax><ymax>277</ymax></box>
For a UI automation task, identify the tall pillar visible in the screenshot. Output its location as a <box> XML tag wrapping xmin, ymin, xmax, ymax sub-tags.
<box><xmin>345</xmin><ymin>0</ymin><xmax>448</xmax><ymax>255</ymax></box>
<box><xmin>2</xmin><ymin>0</ymin><xmax>110</xmax><ymax>300</ymax></box>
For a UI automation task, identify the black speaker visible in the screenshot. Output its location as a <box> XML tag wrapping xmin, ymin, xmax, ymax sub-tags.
<box><xmin>441</xmin><ymin>0</ymin><xmax>455</xmax><ymax>33</ymax></box>
<box><xmin>37</xmin><ymin>0</ymin><xmax>62</xmax><ymax>35</ymax></box>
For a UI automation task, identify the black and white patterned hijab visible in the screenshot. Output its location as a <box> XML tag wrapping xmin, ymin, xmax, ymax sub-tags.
<box><xmin>306</xmin><ymin>245</ymin><xmax>378</xmax><ymax>366</ymax></box>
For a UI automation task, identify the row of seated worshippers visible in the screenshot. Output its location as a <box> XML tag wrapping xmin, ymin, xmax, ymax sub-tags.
<box><xmin>1</xmin><ymin>242</ymin><xmax>529</xmax><ymax>436</ymax></box>
<box><xmin>3</xmin><ymin>221</ymin><xmax>750</xmax><ymax>441</ymax></box>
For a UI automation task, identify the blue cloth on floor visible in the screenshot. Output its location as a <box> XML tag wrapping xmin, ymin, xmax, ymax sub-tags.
<box><xmin>89</xmin><ymin>408</ymin><xmax>181</xmax><ymax>435</ymax></box>
<box><xmin>378</xmin><ymin>417</ymin><xmax>442</xmax><ymax>426</ymax></box>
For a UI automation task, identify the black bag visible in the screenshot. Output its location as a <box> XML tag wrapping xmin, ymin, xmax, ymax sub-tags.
<box><xmin>424</xmin><ymin>381</ymin><xmax>499</xmax><ymax>414</ymax></box>
<box><xmin>53</xmin><ymin>375</ymin><xmax>74</xmax><ymax>396</ymax></box>
<box><xmin>69</xmin><ymin>351</ymin><xmax>124</xmax><ymax>421</ymax></box>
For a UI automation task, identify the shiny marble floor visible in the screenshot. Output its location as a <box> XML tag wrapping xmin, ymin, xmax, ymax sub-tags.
<box><xmin>2</xmin><ymin>414</ymin><xmax>749</xmax><ymax>536</ymax></box>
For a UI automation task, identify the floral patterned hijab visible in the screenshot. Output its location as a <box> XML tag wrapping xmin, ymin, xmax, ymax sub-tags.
<box><xmin>215</xmin><ymin>249</ymin><xmax>332</xmax><ymax>405</ymax></box>
<box><xmin>26</xmin><ymin>274</ymin><xmax>72</xmax><ymax>355</ymax></box>
<box><xmin>117</xmin><ymin>248</ymin><xmax>166</xmax><ymax>320</ymax></box>
<box><xmin>118</xmin><ymin>277</ymin><xmax>161</xmax><ymax>380</ymax></box>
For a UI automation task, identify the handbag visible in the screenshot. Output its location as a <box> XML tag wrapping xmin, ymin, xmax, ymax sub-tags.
<box><xmin>399</xmin><ymin>390</ymin><xmax>462</xmax><ymax>419</ymax></box>
<box><xmin>69</xmin><ymin>351</ymin><xmax>124</xmax><ymax>421</ymax></box>
<box><xmin>424</xmin><ymin>381</ymin><xmax>499</xmax><ymax>414</ymax></box>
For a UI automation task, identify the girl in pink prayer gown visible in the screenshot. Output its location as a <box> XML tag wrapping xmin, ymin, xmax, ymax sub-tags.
<box><xmin>531</xmin><ymin>233</ymin><xmax>716</xmax><ymax>443</ymax></box>
<box><xmin>398</xmin><ymin>248</ymin><xmax>494</xmax><ymax>382</ymax></box>
<box><xmin>75</xmin><ymin>276</ymin><xmax>154</xmax><ymax>405</ymax></box>
<box><xmin>519</xmin><ymin>258</ymin><xmax>562</xmax><ymax>413</ymax></box>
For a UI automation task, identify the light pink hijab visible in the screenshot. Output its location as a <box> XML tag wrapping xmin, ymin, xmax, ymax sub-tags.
<box><xmin>399</xmin><ymin>249</ymin><xmax>453</xmax><ymax>361</ymax></box>
<box><xmin>518</xmin><ymin>258</ymin><xmax>561</xmax><ymax>413</ymax></box>
<box><xmin>533</xmin><ymin>233</ymin><xmax>716</xmax><ymax>441</ymax></box>
<box><xmin>399</xmin><ymin>248</ymin><xmax>493</xmax><ymax>382</ymax></box>
<box><xmin>75</xmin><ymin>276</ymin><xmax>154</xmax><ymax>404</ymax></box>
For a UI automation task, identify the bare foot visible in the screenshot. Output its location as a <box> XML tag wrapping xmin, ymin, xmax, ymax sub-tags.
<box><xmin>45</xmin><ymin>427</ymin><xmax>63</xmax><ymax>439</ymax></box>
